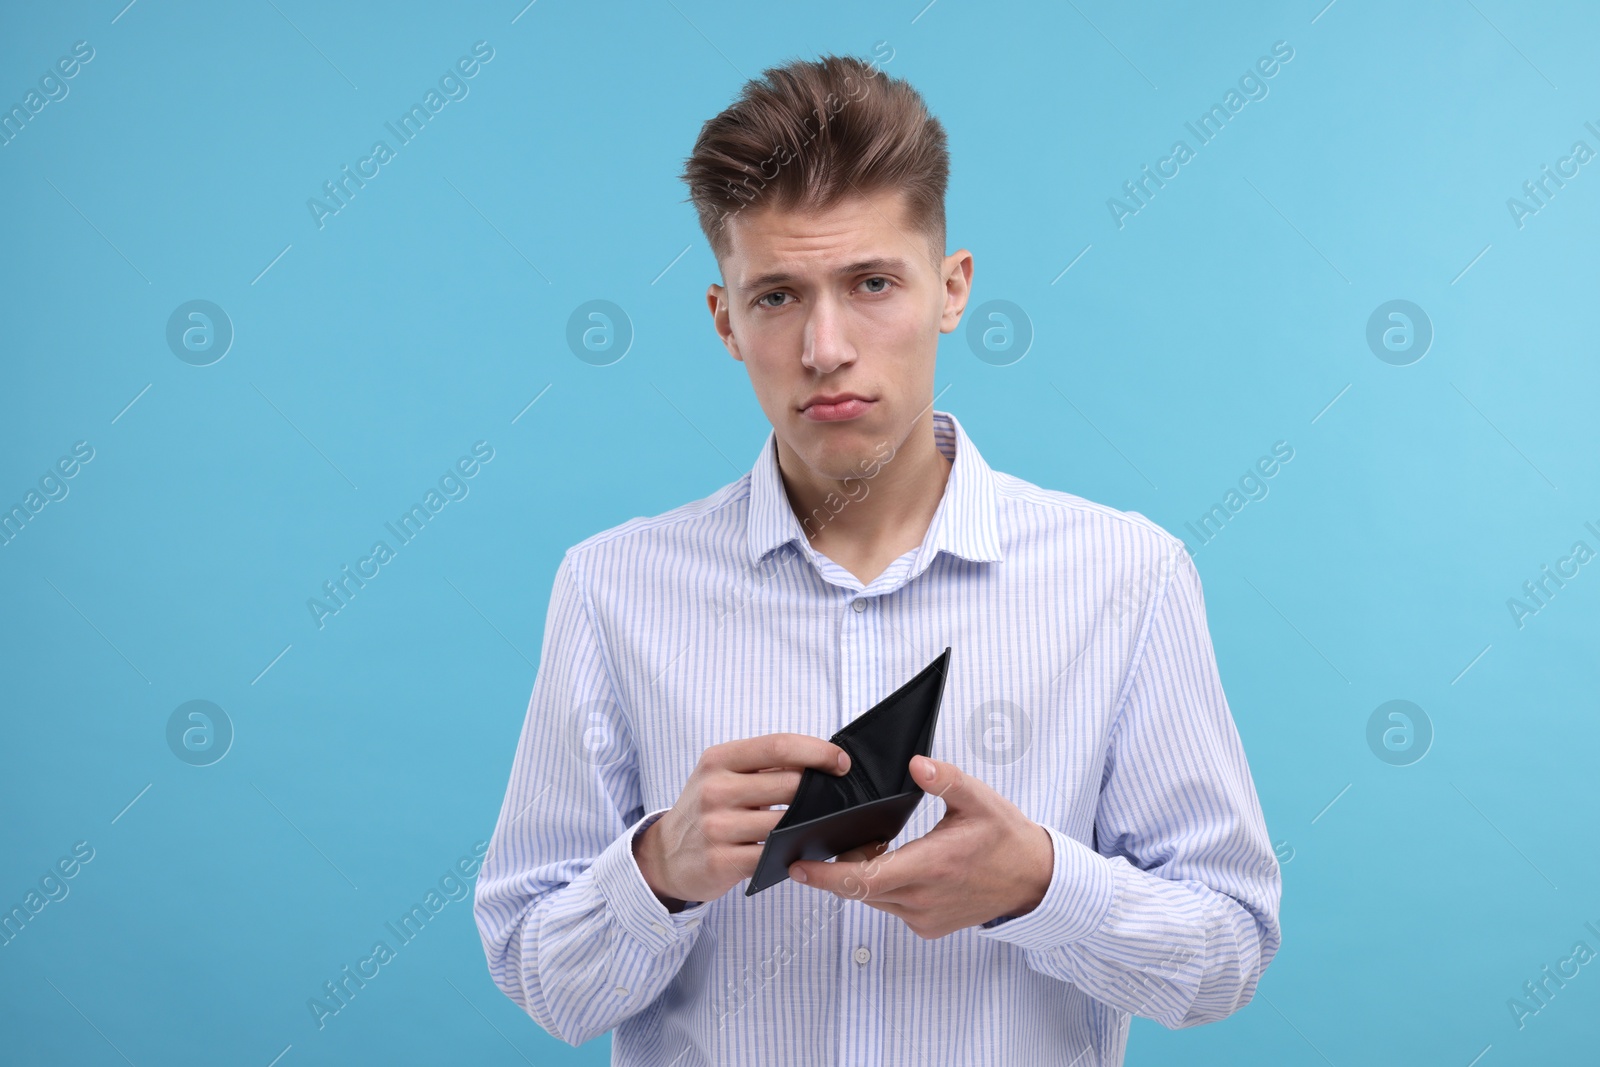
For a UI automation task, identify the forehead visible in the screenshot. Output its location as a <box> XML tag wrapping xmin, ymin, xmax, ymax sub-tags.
<box><xmin>720</xmin><ymin>189</ymin><xmax>933</xmax><ymax>288</ymax></box>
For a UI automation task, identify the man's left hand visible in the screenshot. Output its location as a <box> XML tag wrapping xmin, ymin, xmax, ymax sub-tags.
<box><xmin>787</xmin><ymin>755</ymin><xmax>1054</xmax><ymax>939</ymax></box>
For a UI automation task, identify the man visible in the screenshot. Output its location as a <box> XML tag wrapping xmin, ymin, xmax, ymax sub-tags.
<box><xmin>475</xmin><ymin>54</ymin><xmax>1281</xmax><ymax>1066</ymax></box>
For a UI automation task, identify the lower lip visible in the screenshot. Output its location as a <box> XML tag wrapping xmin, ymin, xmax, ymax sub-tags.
<box><xmin>802</xmin><ymin>398</ymin><xmax>874</xmax><ymax>422</ymax></box>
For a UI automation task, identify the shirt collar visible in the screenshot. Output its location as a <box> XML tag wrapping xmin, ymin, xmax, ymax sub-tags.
<box><xmin>745</xmin><ymin>408</ymin><xmax>1004</xmax><ymax>571</ymax></box>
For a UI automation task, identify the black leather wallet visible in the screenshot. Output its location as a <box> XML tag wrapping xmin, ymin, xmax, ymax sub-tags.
<box><xmin>746</xmin><ymin>646</ymin><xmax>951</xmax><ymax>895</ymax></box>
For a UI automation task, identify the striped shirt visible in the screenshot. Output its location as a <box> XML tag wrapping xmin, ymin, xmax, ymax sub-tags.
<box><xmin>474</xmin><ymin>409</ymin><xmax>1281</xmax><ymax>1066</ymax></box>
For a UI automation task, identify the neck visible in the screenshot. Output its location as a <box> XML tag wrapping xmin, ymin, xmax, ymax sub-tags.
<box><xmin>774</xmin><ymin>409</ymin><xmax>953</xmax><ymax>571</ymax></box>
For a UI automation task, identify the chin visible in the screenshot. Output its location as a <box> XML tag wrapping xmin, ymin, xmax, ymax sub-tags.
<box><xmin>799</xmin><ymin>431</ymin><xmax>895</xmax><ymax>481</ymax></box>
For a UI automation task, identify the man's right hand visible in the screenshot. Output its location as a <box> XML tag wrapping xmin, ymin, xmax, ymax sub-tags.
<box><xmin>633</xmin><ymin>732</ymin><xmax>851</xmax><ymax>911</ymax></box>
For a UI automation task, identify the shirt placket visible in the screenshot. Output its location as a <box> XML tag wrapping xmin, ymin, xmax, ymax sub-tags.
<box><xmin>836</xmin><ymin>583</ymin><xmax>885</xmax><ymax>1067</ymax></box>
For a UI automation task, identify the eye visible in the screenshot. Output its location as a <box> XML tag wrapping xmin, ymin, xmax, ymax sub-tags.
<box><xmin>756</xmin><ymin>291</ymin><xmax>791</xmax><ymax>308</ymax></box>
<box><xmin>859</xmin><ymin>276</ymin><xmax>893</xmax><ymax>294</ymax></box>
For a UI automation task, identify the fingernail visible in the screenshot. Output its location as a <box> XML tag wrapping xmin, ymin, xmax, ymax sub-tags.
<box><xmin>919</xmin><ymin>757</ymin><xmax>935</xmax><ymax>780</ymax></box>
<box><xmin>837</xmin><ymin>751</ymin><xmax>850</xmax><ymax>772</ymax></box>
<box><xmin>790</xmin><ymin>865</ymin><xmax>808</xmax><ymax>883</ymax></box>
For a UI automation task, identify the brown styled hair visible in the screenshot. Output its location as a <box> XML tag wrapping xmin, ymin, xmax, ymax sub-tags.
<box><xmin>681</xmin><ymin>53</ymin><xmax>949</xmax><ymax>267</ymax></box>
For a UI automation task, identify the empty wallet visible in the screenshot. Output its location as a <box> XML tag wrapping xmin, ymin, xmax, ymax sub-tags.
<box><xmin>746</xmin><ymin>646</ymin><xmax>952</xmax><ymax>895</ymax></box>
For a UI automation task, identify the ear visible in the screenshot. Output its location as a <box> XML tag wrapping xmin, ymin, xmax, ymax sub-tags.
<box><xmin>707</xmin><ymin>283</ymin><xmax>743</xmax><ymax>362</ymax></box>
<box><xmin>938</xmin><ymin>249</ymin><xmax>974</xmax><ymax>334</ymax></box>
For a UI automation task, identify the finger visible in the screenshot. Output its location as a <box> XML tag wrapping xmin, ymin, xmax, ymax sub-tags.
<box><xmin>859</xmin><ymin>897</ymin><xmax>909</xmax><ymax>920</ymax></box>
<box><xmin>707</xmin><ymin>842</ymin><xmax>767</xmax><ymax>880</ymax></box>
<box><xmin>712</xmin><ymin>732</ymin><xmax>851</xmax><ymax>776</ymax></box>
<box><xmin>797</xmin><ymin>883</ymin><xmax>913</xmax><ymax>924</ymax></box>
<box><xmin>833</xmin><ymin>840</ymin><xmax>889</xmax><ymax>864</ymax></box>
<box><xmin>716</xmin><ymin>768</ymin><xmax>804</xmax><ymax>809</ymax></box>
<box><xmin>911</xmin><ymin>754</ymin><xmax>985</xmax><ymax>811</ymax></box>
<box><xmin>845</xmin><ymin>893</ymin><xmax>914</xmax><ymax>920</ymax></box>
<box><xmin>790</xmin><ymin>840</ymin><xmax>920</xmax><ymax>898</ymax></box>
<box><xmin>700</xmin><ymin>808</ymin><xmax>786</xmax><ymax>845</ymax></box>
<box><xmin>671</xmin><ymin>821</ymin><xmax>770</xmax><ymax>882</ymax></box>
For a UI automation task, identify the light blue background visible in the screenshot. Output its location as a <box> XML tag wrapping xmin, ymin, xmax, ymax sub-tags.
<box><xmin>3</xmin><ymin>1</ymin><xmax>1597</xmax><ymax>1063</ymax></box>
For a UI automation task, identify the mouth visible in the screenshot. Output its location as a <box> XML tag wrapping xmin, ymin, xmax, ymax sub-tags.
<box><xmin>800</xmin><ymin>394</ymin><xmax>875</xmax><ymax>423</ymax></box>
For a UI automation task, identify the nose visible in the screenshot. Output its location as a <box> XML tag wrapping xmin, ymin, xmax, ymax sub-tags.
<box><xmin>801</xmin><ymin>294</ymin><xmax>854</xmax><ymax>374</ymax></box>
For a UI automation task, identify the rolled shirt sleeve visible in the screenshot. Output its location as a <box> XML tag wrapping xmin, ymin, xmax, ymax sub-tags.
<box><xmin>975</xmin><ymin>543</ymin><xmax>1282</xmax><ymax>1030</ymax></box>
<box><xmin>473</xmin><ymin>549</ymin><xmax>711</xmax><ymax>1047</ymax></box>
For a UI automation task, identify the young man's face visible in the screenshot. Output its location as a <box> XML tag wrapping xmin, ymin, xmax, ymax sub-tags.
<box><xmin>707</xmin><ymin>188</ymin><xmax>973</xmax><ymax>483</ymax></box>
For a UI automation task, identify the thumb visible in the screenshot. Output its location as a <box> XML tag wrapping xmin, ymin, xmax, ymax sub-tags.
<box><xmin>911</xmin><ymin>754</ymin><xmax>980</xmax><ymax>810</ymax></box>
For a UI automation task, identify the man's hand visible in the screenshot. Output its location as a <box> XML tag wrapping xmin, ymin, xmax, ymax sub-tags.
<box><xmin>634</xmin><ymin>732</ymin><xmax>851</xmax><ymax>911</ymax></box>
<box><xmin>787</xmin><ymin>755</ymin><xmax>1054</xmax><ymax>939</ymax></box>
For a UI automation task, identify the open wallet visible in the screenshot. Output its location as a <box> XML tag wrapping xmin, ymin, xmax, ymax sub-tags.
<box><xmin>746</xmin><ymin>646</ymin><xmax>952</xmax><ymax>895</ymax></box>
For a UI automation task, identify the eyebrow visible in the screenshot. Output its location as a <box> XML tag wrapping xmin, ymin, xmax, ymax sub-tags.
<box><xmin>739</xmin><ymin>257</ymin><xmax>911</xmax><ymax>292</ymax></box>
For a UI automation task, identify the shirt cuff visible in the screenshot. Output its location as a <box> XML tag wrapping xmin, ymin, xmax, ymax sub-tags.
<box><xmin>591</xmin><ymin>807</ymin><xmax>712</xmax><ymax>956</ymax></box>
<box><xmin>974</xmin><ymin>824</ymin><xmax>1115</xmax><ymax>951</ymax></box>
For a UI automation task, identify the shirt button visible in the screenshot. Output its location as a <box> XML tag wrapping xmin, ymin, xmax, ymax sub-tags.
<box><xmin>852</xmin><ymin>598</ymin><xmax>867</xmax><ymax>613</ymax></box>
<box><xmin>614</xmin><ymin>986</ymin><xmax>629</xmax><ymax>997</ymax></box>
<box><xmin>853</xmin><ymin>946</ymin><xmax>872</xmax><ymax>965</ymax></box>
<box><xmin>652</xmin><ymin>923</ymin><xmax>668</xmax><ymax>935</ymax></box>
